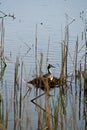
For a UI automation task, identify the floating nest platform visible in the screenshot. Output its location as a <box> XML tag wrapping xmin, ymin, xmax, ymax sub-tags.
<box><xmin>28</xmin><ymin>76</ymin><xmax>61</xmax><ymax>91</ymax></box>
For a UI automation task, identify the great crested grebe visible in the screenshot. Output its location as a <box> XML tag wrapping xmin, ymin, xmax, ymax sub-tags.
<box><xmin>43</xmin><ymin>64</ymin><xmax>55</xmax><ymax>80</ymax></box>
<box><xmin>28</xmin><ymin>64</ymin><xmax>59</xmax><ymax>90</ymax></box>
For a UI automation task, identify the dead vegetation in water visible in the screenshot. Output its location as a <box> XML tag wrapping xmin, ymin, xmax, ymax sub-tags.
<box><xmin>0</xmin><ymin>16</ymin><xmax>87</xmax><ymax>130</ymax></box>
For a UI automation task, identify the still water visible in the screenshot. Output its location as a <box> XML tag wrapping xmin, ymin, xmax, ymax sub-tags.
<box><xmin>0</xmin><ymin>27</ymin><xmax>86</xmax><ymax>130</ymax></box>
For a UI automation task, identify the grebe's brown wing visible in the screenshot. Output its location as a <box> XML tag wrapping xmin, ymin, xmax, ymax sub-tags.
<box><xmin>43</xmin><ymin>73</ymin><xmax>53</xmax><ymax>80</ymax></box>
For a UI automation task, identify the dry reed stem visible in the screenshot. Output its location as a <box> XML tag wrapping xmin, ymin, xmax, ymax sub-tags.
<box><xmin>14</xmin><ymin>56</ymin><xmax>20</xmax><ymax>130</ymax></box>
<box><xmin>46</xmin><ymin>36</ymin><xmax>50</xmax><ymax>67</ymax></box>
<box><xmin>60</xmin><ymin>41</ymin><xmax>68</xmax><ymax>84</ymax></box>
<box><xmin>46</xmin><ymin>99</ymin><xmax>52</xmax><ymax>130</ymax></box>
<box><xmin>5</xmin><ymin>81</ymin><xmax>8</xmax><ymax>130</ymax></box>
<box><xmin>14</xmin><ymin>62</ymin><xmax>17</xmax><ymax>130</ymax></box>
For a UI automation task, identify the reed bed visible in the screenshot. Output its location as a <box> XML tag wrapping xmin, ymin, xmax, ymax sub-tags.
<box><xmin>0</xmin><ymin>18</ymin><xmax>87</xmax><ymax>130</ymax></box>
<box><xmin>0</xmin><ymin>40</ymin><xmax>86</xmax><ymax>130</ymax></box>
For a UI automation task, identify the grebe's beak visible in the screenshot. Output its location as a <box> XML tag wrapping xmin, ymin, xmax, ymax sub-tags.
<box><xmin>49</xmin><ymin>64</ymin><xmax>55</xmax><ymax>68</ymax></box>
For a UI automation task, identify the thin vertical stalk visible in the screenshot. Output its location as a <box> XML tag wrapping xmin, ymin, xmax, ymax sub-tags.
<box><xmin>14</xmin><ymin>56</ymin><xmax>20</xmax><ymax>130</ymax></box>
<box><xmin>39</xmin><ymin>53</ymin><xmax>43</xmax><ymax>88</ymax></box>
<box><xmin>65</xmin><ymin>24</ymin><xmax>69</xmax><ymax>77</ymax></box>
<box><xmin>75</xmin><ymin>36</ymin><xmax>78</xmax><ymax>75</ymax></box>
<box><xmin>37</xmin><ymin>54</ymin><xmax>43</xmax><ymax>129</ymax></box>
<box><xmin>35</xmin><ymin>24</ymin><xmax>38</xmax><ymax>78</ymax></box>
<box><xmin>64</xmin><ymin>15</ymin><xmax>69</xmax><ymax>78</ymax></box>
<box><xmin>60</xmin><ymin>41</ymin><xmax>65</xmax><ymax>79</ymax></box>
<box><xmin>1</xmin><ymin>18</ymin><xmax>4</xmax><ymax>57</ymax></box>
<box><xmin>45</xmin><ymin>95</ymin><xmax>52</xmax><ymax>130</ymax></box>
<box><xmin>46</xmin><ymin>36</ymin><xmax>50</xmax><ymax>67</ymax></box>
<box><xmin>79</xmin><ymin>63</ymin><xmax>82</xmax><ymax>120</ymax></box>
<box><xmin>0</xmin><ymin>92</ymin><xmax>2</xmax><ymax>120</ymax></box>
<box><xmin>75</xmin><ymin>36</ymin><xmax>78</xmax><ymax>91</ymax></box>
<box><xmin>14</xmin><ymin>62</ymin><xmax>17</xmax><ymax>130</ymax></box>
<box><xmin>60</xmin><ymin>41</ymin><xmax>66</xmax><ymax>84</ymax></box>
<box><xmin>19</xmin><ymin>61</ymin><xmax>23</xmax><ymax>130</ymax></box>
<box><xmin>5</xmin><ymin>80</ymin><xmax>8</xmax><ymax>129</ymax></box>
<box><xmin>1</xmin><ymin>18</ymin><xmax>6</xmax><ymax>67</ymax></box>
<box><xmin>59</xmin><ymin>87</ymin><xmax>65</xmax><ymax>130</ymax></box>
<box><xmin>84</xmin><ymin>20</ymin><xmax>87</xmax><ymax>71</ymax></box>
<box><xmin>39</xmin><ymin>53</ymin><xmax>43</xmax><ymax>77</ymax></box>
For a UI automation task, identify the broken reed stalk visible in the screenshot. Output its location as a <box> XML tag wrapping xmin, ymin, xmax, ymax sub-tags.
<box><xmin>31</xmin><ymin>93</ymin><xmax>47</xmax><ymax>112</ymax></box>
<box><xmin>22</xmin><ymin>87</ymin><xmax>31</xmax><ymax>100</ymax></box>
<box><xmin>31</xmin><ymin>93</ymin><xmax>54</xmax><ymax>118</ymax></box>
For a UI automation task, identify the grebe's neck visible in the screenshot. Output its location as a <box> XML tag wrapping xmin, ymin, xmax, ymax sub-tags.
<box><xmin>48</xmin><ymin>68</ymin><xmax>52</xmax><ymax>74</ymax></box>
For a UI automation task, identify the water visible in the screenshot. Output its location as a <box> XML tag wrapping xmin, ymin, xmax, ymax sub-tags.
<box><xmin>0</xmin><ymin>22</ymin><xmax>86</xmax><ymax>130</ymax></box>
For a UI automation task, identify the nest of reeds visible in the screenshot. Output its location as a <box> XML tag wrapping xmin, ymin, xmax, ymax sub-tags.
<box><xmin>28</xmin><ymin>76</ymin><xmax>60</xmax><ymax>91</ymax></box>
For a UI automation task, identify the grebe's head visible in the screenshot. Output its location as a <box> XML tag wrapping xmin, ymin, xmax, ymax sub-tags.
<box><xmin>47</xmin><ymin>64</ymin><xmax>55</xmax><ymax>69</ymax></box>
<box><xmin>47</xmin><ymin>64</ymin><xmax>55</xmax><ymax>74</ymax></box>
